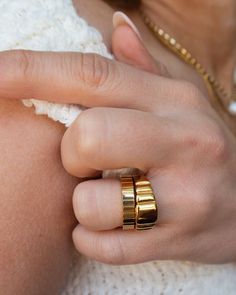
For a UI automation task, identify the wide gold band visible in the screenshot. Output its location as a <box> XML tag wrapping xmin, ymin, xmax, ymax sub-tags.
<box><xmin>121</xmin><ymin>175</ymin><xmax>158</xmax><ymax>231</ymax></box>
<box><xmin>134</xmin><ymin>175</ymin><xmax>158</xmax><ymax>230</ymax></box>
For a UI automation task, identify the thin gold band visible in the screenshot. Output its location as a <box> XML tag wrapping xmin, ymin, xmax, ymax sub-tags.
<box><xmin>121</xmin><ymin>176</ymin><xmax>136</xmax><ymax>230</ymax></box>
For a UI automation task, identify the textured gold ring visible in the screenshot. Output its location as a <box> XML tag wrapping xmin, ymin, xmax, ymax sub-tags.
<box><xmin>121</xmin><ymin>175</ymin><xmax>158</xmax><ymax>231</ymax></box>
<box><xmin>134</xmin><ymin>175</ymin><xmax>158</xmax><ymax>230</ymax></box>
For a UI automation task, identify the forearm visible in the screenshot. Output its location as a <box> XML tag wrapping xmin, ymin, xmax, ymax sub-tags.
<box><xmin>0</xmin><ymin>99</ymin><xmax>78</xmax><ymax>295</ymax></box>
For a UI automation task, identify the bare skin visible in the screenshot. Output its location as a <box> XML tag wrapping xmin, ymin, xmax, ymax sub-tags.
<box><xmin>138</xmin><ymin>0</ymin><xmax>236</xmax><ymax>92</ymax></box>
<box><xmin>0</xmin><ymin>100</ymin><xmax>78</xmax><ymax>295</ymax></box>
<box><xmin>0</xmin><ymin>0</ymin><xmax>235</xmax><ymax>294</ymax></box>
<box><xmin>77</xmin><ymin>0</ymin><xmax>236</xmax><ymax>131</ymax></box>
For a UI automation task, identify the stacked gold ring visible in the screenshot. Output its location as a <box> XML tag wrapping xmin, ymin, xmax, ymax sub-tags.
<box><xmin>121</xmin><ymin>176</ymin><xmax>136</xmax><ymax>230</ymax></box>
<box><xmin>121</xmin><ymin>175</ymin><xmax>158</xmax><ymax>231</ymax></box>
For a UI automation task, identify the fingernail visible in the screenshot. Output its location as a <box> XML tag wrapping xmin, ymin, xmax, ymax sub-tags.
<box><xmin>113</xmin><ymin>11</ymin><xmax>142</xmax><ymax>40</ymax></box>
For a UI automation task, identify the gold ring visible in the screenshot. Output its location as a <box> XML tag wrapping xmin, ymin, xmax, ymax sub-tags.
<box><xmin>121</xmin><ymin>176</ymin><xmax>136</xmax><ymax>230</ymax></box>
<box><xmin>134</xmin><ymin>175</ymin><xmax>158</xmax><ymax>230</ymax></box>
<box><xmin>121</xmin><ymin>175</ymin><xmax>158</xmax><ymax>231</ymax></box>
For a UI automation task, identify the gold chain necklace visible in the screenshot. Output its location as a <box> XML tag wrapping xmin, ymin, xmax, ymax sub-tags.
<box><xmin>140</xmin><ymin>11</ymin><xmax>236</xmax><ymax>116</ymax></box>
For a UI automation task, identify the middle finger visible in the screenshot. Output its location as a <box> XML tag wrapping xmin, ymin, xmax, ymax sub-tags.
<box><xmin>61</xmin><ymin>107</ymin><xmax>179</xmax><ymax>178</ymax></box>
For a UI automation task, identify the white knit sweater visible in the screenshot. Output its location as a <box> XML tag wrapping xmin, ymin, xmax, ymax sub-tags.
<box><xmin>1</xmin><ymin>1</ymin><xmax>236</xmax><ymax>294</ymax></box>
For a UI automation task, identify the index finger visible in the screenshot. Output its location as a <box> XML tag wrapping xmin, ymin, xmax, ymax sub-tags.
<box><xmin>0</xmin><ymin>50</ymin><xmax>178</xmax><ymax>110</ymax></box>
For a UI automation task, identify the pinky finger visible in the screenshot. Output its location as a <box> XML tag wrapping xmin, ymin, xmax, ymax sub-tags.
<box><xmin>72</xmin><ymin>225</ymin><xmax>181</xmax><ymax>265</ymax></box>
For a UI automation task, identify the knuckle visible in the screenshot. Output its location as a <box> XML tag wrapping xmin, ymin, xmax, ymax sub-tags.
<box><xmin>182</xmin><ymin>119</ymin><xmax>229</xmax><ymax>164</ymax></box>
<box><xmin>74</xmin><ymin>108</ymin><xmax>105</xmax><ymax>162</ymax></box>
<box><xmin>199</xmin><ymin>121</ymin><xmax>229</xmax><ymax>163</ymax></box>
<box><xmin>15</xmin><ymin>50</ymin><xmax>35</xmax><ymax>81</ymax></box>
<box><xmin>0</xmin><ymin>50</ymin><xmax>35</xmax><ymax>84</ymax></box>
<box><xmin>207</xmin><ymin>127</ymin><xmax>228</xmax><ymax>162</ymax></box>
<box><xmin>60</xmin><ymin>130</ymin><xmax>79</xmax><ymax>176</ymax></box>
<box><xmin>74</xmin><ymin>109</ymin><xmax>98</xmax><ymax>158</ymax></box>
<box><xmin>76</xmin><ymin>53</ymin><xmax>115</xmax><ymax>91</ymax></box>
<box><xmin>177</xmin><ymin>80</ymin><xmax>204</xmax><ymax>107</ymax></box>
<box><xmin>60</xmin><ymin>154</ymin><xmax>77</xmax><ymax>178</ymax></box>
<box><xmin>97</xmin><ymin>234</ymin><xmax>126</xmax><ymax>265</ymax></box>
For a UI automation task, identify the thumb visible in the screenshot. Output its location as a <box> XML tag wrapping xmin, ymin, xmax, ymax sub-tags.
<box><xmin>112</xmin><ymin>12</ymin><xmax>170</xmax><ymax>77</ymax></box>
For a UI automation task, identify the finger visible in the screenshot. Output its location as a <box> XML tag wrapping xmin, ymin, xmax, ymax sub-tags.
<box><xmin>112</xmin><ymin>20</ymin><xmax>170</xmax><ymax>77</ymax></box>
<box><xmin>73</xmin><ymin>176</ymin><xmax>167</xmax><ymax>231</ymax></box>
<box><xmin>61</xmin><ymin>107</ymin><xmax>178</xmax><ymax>178</ymax></box>
<box><xmin>0</xmin><ymin>50</ymin><xmax>184</xmax><ymax>111</ymax></box>
<box><xmin>73</xmin><ymin>178</ymin><xmax>122</xmax><ymax>230</ymax></box>
<box><xmin>72</xmin><ymin>225</ymin><xmax>183</xmax><ymax>265</ymax></box>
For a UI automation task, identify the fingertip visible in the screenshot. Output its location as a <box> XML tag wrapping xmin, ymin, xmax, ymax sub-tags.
<box><xmin>112</xmin><ymin>23</ymin><xmax>170</xmax><ymax>77</ymax></box>
<box><xmin>113</xmin><ymin>11</ymin><xmax>142</xmax><ymax>40</ymax></box>
<box><xmin>72</xmin><ymin>224</ymin><xmax>83</xmax><ymax>252</ymax></box>
<box><xmin>60</xmin><ymin>126</ymin><xmax>77</xmax><ymax>176</ymax></box>
<box><xmin>72</xmin><ymin>184</ymin><xmax>80</xmax><ymax>222</ymax></box>
<box><xmin>61</xmin><ymin>121</ymin><xmax>101</xmax><ymax>178</ymax></box>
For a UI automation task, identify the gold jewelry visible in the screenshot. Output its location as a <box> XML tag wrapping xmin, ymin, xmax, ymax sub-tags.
<box><xmin>121</xmin><ymin>175</ymin><xmax>158</xmax><ymax>231</ymax></box>
<box><xmin>121</xmin><ymin>176</ymin><xmax>136</xmax><ymax>230</ymax></box>
<box><xmin>134</xmin><ymin>175</ymin><xmax>158</xmax><ymax>230</ymax></box>
<box><xmin>140</xmin><ymin>11</ymin><xmax>236</xmax><ymax>116</ymax></box>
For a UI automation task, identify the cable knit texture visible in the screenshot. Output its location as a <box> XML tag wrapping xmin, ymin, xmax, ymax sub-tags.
<box><xmin>0</xmin><ymin>0</ymin><xmax>112</xmax><ymax>127</ymax></box>
<box><xmin>0</xmin><ymin>0</ymin><xmax>236</xmax><ymax>294</ymax></box>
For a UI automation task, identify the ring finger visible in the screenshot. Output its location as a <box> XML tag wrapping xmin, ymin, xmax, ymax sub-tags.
<box><xmin>73</xmin><ymin>175</ymin><xmax>167</xmax><ymax>231</ymax></box>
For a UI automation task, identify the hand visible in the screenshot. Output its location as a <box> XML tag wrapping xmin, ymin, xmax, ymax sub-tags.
<box><xmin>1</xmin><ymin>24</ymin><xmax>236</xmax><ymax>265</ymax></box>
